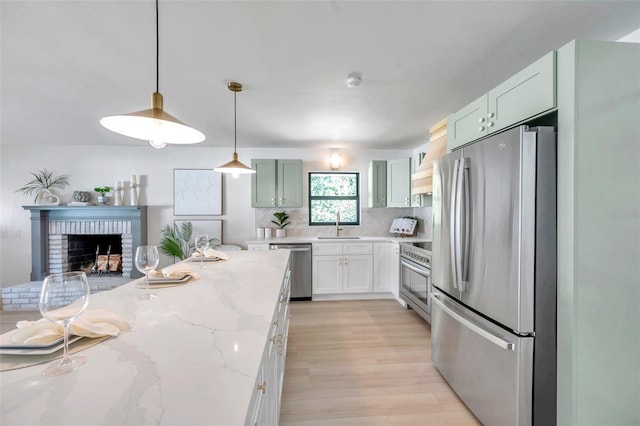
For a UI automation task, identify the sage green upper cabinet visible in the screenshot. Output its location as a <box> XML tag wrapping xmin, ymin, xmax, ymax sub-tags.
<box><xmin>447</xmin><ymin>95</ymin><xmax>489</xmax><ymax>151</ymax></box>
<box><xmin>277</xmin><ymin>160</ymin><xmax>303</xmax><ymax>207</ymax></box>
<box><xmin>488</xmin><ymin>51</ymin><xmax>556</xmax><ymax>133</ymax></box>
<box><xmin>251</xmin><ymin>159</ymin><xmax>303</xmax><ymax>208</ymax></box>
<box><xmin>387</xmin><ymin>158</ymin><xmax>411</xmax><ymax>207</ymax></box>
<box><xmin>368</xmin><ymin>160</ymin><xmax>387</xmax><ymax>207</ymax></box>
<box><xmin>448</xmin><ymin>51</ymin><xmax>556</xmax><ymax>151</ymax></box>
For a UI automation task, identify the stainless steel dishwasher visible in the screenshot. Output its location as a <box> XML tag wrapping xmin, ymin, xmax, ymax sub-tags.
<box><xmin>269</xmin><ymin>243</ymin><xmax>312</xmax><ymax>301</ymax></box>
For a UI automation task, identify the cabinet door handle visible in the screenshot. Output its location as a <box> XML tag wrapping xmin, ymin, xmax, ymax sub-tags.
<box><xmin>271</xmin><ymin>198</ymin><xmax>275</xmax><ymax>206</ymax></box>
<box><xmin>479</xmin><ymin>126</ymin><xmax>485</xmax><ymax>132</ymax></box>
<box><xmin>257</xmin><ymin>381</ymin><xmax>266</xmax><ymax>393</ymax></box>
<box><xmin>487</xmin><ymin>112</ymin><xmax>494</xmax><ymax>118</ymax></box>
<box><xmin>478</xmin><ymin>117</ymin><xmax>485</xmax><ymax>123</ymax></box>
<box><xmin>487</xmin><ymin>121</ymin><xmax>494</xmax><ymax>128</ymax></box>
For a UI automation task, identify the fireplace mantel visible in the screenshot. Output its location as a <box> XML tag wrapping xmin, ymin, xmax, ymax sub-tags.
<box><xmin>23</xmin><ymin>205</ymin><xmax>148</xmax><ymax>280</ymax></box>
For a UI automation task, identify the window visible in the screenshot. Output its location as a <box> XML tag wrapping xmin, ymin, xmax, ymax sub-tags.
<box><xmin>308</xmin><ymin>172</ymin><xmax>360</xmax><ymax>226</ymax></box>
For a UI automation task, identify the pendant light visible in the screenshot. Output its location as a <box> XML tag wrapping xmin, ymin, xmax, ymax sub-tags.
<box><xmin>214</xmin><ymin>82</ymin><xmax>256</xmax><ymax>177</ymax></box>
<box><xmin>99</xmin><ymin>0</ymin><xmax>205</xmax><ymax>148</ymax></box>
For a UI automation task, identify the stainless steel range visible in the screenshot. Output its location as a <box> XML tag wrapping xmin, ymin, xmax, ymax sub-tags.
<box><xmin>399</xmin><ymin>242</ymin><xmax>432</xmax><ymax>323</ymax></box>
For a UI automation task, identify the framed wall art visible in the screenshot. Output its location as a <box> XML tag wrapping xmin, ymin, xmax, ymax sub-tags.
<box><xmin>173</xmin><ymin>169</ymin><xmax>222</xmax><ymax>216</ymax></box>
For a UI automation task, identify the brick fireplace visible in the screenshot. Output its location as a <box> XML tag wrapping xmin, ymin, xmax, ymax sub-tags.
<box><xmin>23</xmin><ymin>206</ymin><xmax>148</xmax><ymax>281</ymax></box>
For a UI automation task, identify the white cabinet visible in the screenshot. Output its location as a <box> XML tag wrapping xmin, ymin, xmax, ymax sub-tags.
<box><xmin>390</xmin><ymin>243</ymin><xmax>400</xmax><ymax>299</ymax></box>
<box><xmin>343</xmin><ymin>255</ymin><xmax>374</xmax><ymax>293</ymax></box>
<box><xmin>313</xmin><ymin>255</ymin><xmax>342</xmax><ymax>293</ymax></box>
<box><xmin>245</xmin><ymin>267</ymin><xmax>290</xmax><ymax>426</ymax></box>
<box><xmin>373</xmin><ymin>242</ymin><xmax>392</xmax><ymax>293</ymax></box>
<box><xmin>312</xmin><ymin>242</ymin><xmax>373</xmax><ymax>294</ymax></box>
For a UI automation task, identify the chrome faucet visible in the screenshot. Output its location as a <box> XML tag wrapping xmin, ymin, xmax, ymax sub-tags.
<box><xmin>336</xmin><ymin>211</ymin><xmax>343</xmax><ymax>237</ymax></box>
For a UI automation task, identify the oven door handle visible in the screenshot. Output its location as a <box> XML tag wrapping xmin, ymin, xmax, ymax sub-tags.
<box><xmin>400</xmin><ymin>259</ymin><xmax>429</xmax><ymax>276</ymax></box>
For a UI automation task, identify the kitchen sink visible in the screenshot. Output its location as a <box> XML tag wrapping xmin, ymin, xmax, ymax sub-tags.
<box><xmin>317</xmin><ymin>236</ymin><xmax>361</xmax><ymax>239</ymax></box>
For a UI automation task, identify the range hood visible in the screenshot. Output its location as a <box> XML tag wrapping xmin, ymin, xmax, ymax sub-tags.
<box><xmin>411</xmin><ymin>117</ymin><xmax>447</xmax><ymax>195</ymax></box>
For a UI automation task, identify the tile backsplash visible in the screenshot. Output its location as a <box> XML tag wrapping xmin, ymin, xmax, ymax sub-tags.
<box><xmin>255</xmin><ymin>206</ymin><xmax>433</xmax><ymax>240</ymax></box>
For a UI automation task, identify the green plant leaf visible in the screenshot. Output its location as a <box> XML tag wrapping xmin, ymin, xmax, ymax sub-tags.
<box><xmin>272</xmin><ymin>211</ymin><xmax>290</xmax><ymax>228</ymax></box>
<box><xmin>15</xmin><ymin>169</ymin><xmax>70</xmax><ymax>203</ymax></box>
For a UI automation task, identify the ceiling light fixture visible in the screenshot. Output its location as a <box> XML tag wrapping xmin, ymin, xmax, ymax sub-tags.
<box><xmin>214</xmin><ymin>82</ymin><xmax>256</xmax><ymax>178</ymax></box>
<box><xmin>346</xmin><ymin>72</ymin><xmax>362</xmax><ymax>88</ymax></box>
<box><xmin>99</xmin><ymin>0</ymin><xmax>205</xmax><ymax>148</ymax></box>
<box><xmin>330</xmin><ymin>152</ymin><xmax>341</xmax><ymax>170</ymax></box>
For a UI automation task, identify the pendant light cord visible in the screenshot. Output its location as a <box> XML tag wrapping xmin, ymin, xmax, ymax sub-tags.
<box><xmin>234</xmin><ymin>91</ymin><xmax>237</xmax><ymax>153</ymax></box>
<box><xmin>155</xmin><ymin>0</ymin><xmax>159</xmax><ymax>93</ymax></box>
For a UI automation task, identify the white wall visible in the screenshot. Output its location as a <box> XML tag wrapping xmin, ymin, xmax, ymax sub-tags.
<box><xmin>618</xmin><ymin>27</ymin><xmax>640</xmax><ymax>42</ymax></box>
<box><xmin>0</xmin><ymin>143</ymin><xmax>422</xmax><ymax>288</ymax></box>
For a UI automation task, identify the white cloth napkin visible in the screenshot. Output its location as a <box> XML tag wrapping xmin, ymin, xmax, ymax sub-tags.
<box><xmin>192</xmin><ymin>248</ymin><xmax>230</xmax><ymax>260</ymax></box>
<box><xmin>11</xmin><ymin>308</ymin><xmax>131</xmax><ymax>345</ymax></box>
<box><xmin>160</xmin><ymin>262</ymin><xmax>201</xmax><ymax>279</ymax></box>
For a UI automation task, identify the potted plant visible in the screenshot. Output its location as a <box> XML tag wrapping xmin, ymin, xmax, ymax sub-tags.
<box><xmin>16</xmin><ymin>169</ymin><xmax>70</xmax><ymax>205</ymax></box>
<box><xmin>271</xmin><ymin>211</ymin><xmax>291</xmax><ymax>238</ymax></box>
<box><xmin>94</xmin><ymin>186</ymin><xmax>111</xmax><ymax>205</ymax></box>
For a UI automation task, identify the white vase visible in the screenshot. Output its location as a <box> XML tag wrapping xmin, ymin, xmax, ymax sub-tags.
<box><xmin>275</xmin><ymin>229</ymin><xmax>286</xmax><ymax>238</ymax></box>
<box><xmin>37</xmin><ymin>190</ymin><xmax>60</xmax><ymax>206</ymax></box>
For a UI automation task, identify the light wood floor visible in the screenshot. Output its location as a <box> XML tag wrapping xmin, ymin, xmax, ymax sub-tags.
<box><xmin>280</xmin><ymin>299</ymin><xmax>480</xmax><ymax>426</ymax></box>
<box><xmin>1</xmin><ymin>302</ymin><xmax>480</xmax><ymax>425</ymax></box>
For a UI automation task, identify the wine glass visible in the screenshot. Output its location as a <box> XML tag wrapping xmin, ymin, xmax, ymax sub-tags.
<box><xmin>39</xmin><ymin>271</ymin><xmax>91</xmax><ymax>376</ymax></box>
<box><xmin>135</xmin><ymin>245</ymin><xmax>160</xmax><ymax>300</ymax></box>
<box><xmin>194</xmin><ymin>234</ymin><xmax>210</xmax><ymax>269</ymax></box>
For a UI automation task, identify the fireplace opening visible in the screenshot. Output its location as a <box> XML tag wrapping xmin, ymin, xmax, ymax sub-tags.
<box><xmin>68</xmin><ymin>234</ymin><xmax>123</xmax><ymax>276</ymax></box>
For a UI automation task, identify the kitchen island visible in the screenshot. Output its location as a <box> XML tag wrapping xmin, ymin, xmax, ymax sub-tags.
<box><xmin>0</xmin><ymin>249</ymin><xmax>291</xmax><ymax>426</ymax></box>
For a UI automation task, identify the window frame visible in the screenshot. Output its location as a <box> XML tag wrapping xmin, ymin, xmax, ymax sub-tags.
<box><xmin>308</xmin><ymin>171</ymin><xmax>360</xmax><ymax>226</ymax></box>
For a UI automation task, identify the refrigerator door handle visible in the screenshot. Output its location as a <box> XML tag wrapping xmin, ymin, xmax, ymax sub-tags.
<box><xmin>453</xmin><ymin>158</ymin><xmax>465</xmax><ymax>291</ymax></box>
<box><xmin>460</xmin><ymin>157</ymin><xmax>470</xmax><ymax>292</ymax></box>
<box><xmin>432</xmin><ymin>292</ymin><xmax>515</xmax><ymax>351</ymax></box>
<box><xmin>449</xmin><ymin>158</ymin><xmax>460</xmax><ymax>290</ymax></box>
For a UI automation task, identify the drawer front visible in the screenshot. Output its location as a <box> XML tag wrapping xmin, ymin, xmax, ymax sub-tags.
<box><xmin>431</xmin><ymin>291</ymin><xmax>533</xmax><ymax>426</ymax></box>
<box><xmin>343</xmin><ymin>242</ymin><xmax>373</xmax><ymax>255</ymax></box>
<box><xmin>312</xmin><ymin>243</ymin><xmax>342</xmax><ymax>255</ymax></box>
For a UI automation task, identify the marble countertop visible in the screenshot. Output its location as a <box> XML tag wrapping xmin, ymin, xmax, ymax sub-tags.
<box><xmin>246</xmin><ymin>236</ymin><xmax>431</xmax><ymax>244</ymax></box>
<box><xmin>0</xmin><ymin>250</ymin><xmax>290</xmax><ymax>426</ymax></box>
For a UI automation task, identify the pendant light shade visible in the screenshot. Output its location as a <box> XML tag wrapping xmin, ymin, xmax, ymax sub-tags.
<box><xmin>214</xmin><ymin>82</ymin><xmax>256</xmax><ymax>176</ymax></box>
<box><xmin>100</xmin><ymin>0</ymin><xmax>204</xmax><ymax>146</ymax></box>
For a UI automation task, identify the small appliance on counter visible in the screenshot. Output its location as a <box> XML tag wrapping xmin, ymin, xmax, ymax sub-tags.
<box><xmin>389</xmin><ymin>217</ymin><xmax>418</xmax><ymax>236</ymax></box>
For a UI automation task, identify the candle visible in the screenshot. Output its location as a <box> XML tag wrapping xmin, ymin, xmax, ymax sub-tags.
<box><xmin>131</xmin><ymin>175</ymin><xmax>137</xmax><ymax>185</ymax></box>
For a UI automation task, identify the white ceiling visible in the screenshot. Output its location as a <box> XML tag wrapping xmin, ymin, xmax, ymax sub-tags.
<box><xmin>1</xmin><ymin>1</ymin><xmax>639</xmax><ymax>150</ymax></box>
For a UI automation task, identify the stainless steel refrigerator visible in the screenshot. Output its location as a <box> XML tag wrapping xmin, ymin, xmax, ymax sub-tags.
<box><xmin>431</xmin><ymin>125</ymin><xmax>557</xmax><ymax>426</ymax></box>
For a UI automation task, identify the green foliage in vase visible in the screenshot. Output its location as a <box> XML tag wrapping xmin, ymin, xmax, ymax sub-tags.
<box><xmin>15</xmin><ymin>169</ymin><xmax>71</xmax><ymax>203</ymax></box>
<box><xmin>160</xmin><ymin>222</ymin><xmax>194</xmax><ymax>260</ymax></box>
<box><xmin>94</xmin><ymin>186</ymin><xmax>111</xmax><ymax>195</ymax></box>
<box><xmin>159</xmin><ymin>222</ymin><xmax>220</xmax><ymax>260</ymax></box>
<box><xmin>271</xmin><ymin>211</ymin><xmax>291</xmax><ymax>229</ymax></box>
